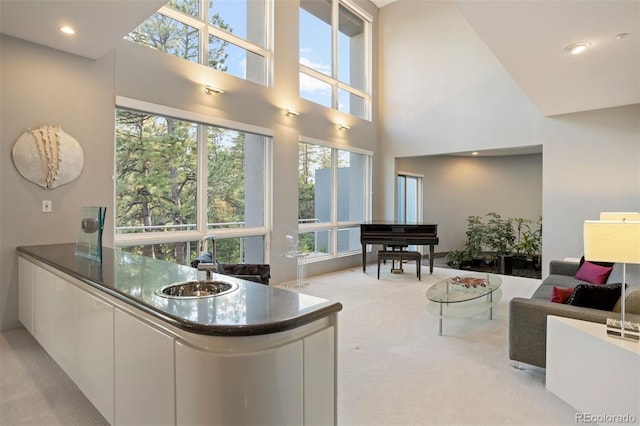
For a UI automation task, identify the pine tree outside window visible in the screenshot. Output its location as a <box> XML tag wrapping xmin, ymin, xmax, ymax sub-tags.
<box><xmin>114</xmin><ymin>101</ymin><xmax>270</xmax><ymax>265</ymax></box>
<box><xmin>126</xmin><ymin>0</ymin><xmax>271</xmax><ymax>86</ymax></box>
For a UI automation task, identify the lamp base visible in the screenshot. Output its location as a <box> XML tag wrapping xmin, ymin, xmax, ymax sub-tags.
<box><xmin>606</xmin><ymin>329</ymin><xmax>640</xmax><ymax>341</ymax></box>
<box><xmin>606</xmin><ymin>318</ymin><xmax>640</xmax><ymax>341</ymax></box>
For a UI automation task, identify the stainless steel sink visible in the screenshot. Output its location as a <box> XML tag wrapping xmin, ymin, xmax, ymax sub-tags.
<box><xmin>155</xmin><ymin>280</ymin><xmax>238</xmax><ymax>299</ymax></box>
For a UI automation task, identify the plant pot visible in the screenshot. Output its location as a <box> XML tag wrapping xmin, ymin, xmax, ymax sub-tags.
<box><xmin>499</xmin><ymin>255</ymin><xmax>513</xmax><ymax>275</ymax></box>
<box><xmin>512</xmin><ymin>256</ymin><xmax>526</xmax><ymax>269</ymax></box>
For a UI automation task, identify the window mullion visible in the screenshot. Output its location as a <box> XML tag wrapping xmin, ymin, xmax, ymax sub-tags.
<box><xmin>331</xmin><ymin>0</ymin><xmax>339</xmax><ymax>111</ymax></box>
<box><xmin>199</xmin><ymin>0</ymin><xmax>208</xmax><ymax>66</ymax></box>
<box><xmin>197</xmin><ymin>124</ymin><xmax>209</xmax><ymax>235</ymax></box>
<box><xmin>331</xmin><ymin>148</ymin><xmax>339</xmax><ymax>255</ymax></box>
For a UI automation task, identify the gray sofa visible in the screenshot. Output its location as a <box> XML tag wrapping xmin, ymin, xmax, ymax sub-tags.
<box><xmin>509</xmin><ymin>260</ymin><xmax>640</xmax><ymax>368</ymax></box>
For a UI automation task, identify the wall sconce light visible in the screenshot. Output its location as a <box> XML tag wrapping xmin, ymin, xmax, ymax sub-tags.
<box><xmin>60</xmin><ymin>25</ymin><xmax>75</xmax><ymax>35</ymax></box>
<box><xmin>283</xmin><ymin>109</ymin><xmax>299</xmax><ymax>117</ymax></box>
<box><xmin>204</xmin><ymin>85</ymin><xmax>225</xmax><ymax>95</ymax></box>
<box><xmin>337</xmin><ymin>123</ymin><xmax>350</xmax><ymax>131</ymax></box>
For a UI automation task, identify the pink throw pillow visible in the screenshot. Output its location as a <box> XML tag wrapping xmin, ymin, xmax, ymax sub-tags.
<box><xmin>575</xmin><ymin>261</ymin><xmax>613</xmax><ymax>285</ymax></box>
<box><xmin>550</xmin><ymin>286</ymin><xmax>574</xmax><ymax>303</ymax></box>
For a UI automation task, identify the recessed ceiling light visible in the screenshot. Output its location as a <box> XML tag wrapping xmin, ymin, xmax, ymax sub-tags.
<box><xmin>60</xmin><ymin>25</ymin><xmax>75</xmax><ymax>35</ymax></box>
<box><xmin>565</xmin><ymin>41</ymin><xmax>591</xmax><ymax>55</ymax></box>
<box><xmin>615</xmin><ymin>33</ymin><xmax>629</xmax><ymax>40</ymax></box>
<box><xmin>472</xmin><ymin>152</ymin><xmax>479</xmax><ymax>156</ymax></box>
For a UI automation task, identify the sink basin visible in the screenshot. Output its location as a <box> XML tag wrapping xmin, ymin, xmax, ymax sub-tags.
<box><xmin>156</xmin><ymin>280</ymin><xmax>238</xmax><ymax>299</ymax></box>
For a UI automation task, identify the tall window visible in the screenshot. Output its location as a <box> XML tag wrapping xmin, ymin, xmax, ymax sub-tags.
<box><xmin>397</xmin><ymin>173</ymin><xmax>422</xmax><ymax>252</ymax></box>
<box><xmin>115</xmin><ymin>101</ymin><xmax>270</xmax><ymax>265</ymax></box>
<box><xmin>126</xmin><ymin>0</ymin><xmax>271</xmax><ymax>85</ymax></box>
<box><xmin>397</xmin><ymin>174</ymin><xmax>422</xmax><ymax>223</ymax></box>
<box><xmin>299</xmin><ymin>0</ymin><xmax>372</xmax><ymax>120</ymax></box>
<box><xmin>298</xmin><ymin>141</ymin><xmax>371</xmax><ymax>259</ymax></box>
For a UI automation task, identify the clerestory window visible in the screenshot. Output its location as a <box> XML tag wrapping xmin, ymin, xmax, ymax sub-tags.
<box><xmin>126</xmin><ymin>0</ymin><xmax>272</xmax><ymax>86</ymax></box>
<box><xmin>299</xmin><ymin>0</ymin><xmax>372</xmax><ymax>120</ymax></box>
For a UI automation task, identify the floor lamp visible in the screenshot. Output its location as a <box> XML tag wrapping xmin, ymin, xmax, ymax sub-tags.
<box><xmin>584</xmin><ymin>213</ymin><xmax>640</xmax><ymax>341</ymax></box>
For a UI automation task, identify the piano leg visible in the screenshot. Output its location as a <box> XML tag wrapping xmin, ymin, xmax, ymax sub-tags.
<box><xmin>362</xmin><ymin>243</ymin><xmax>367</xmax><ymax>272</ymax></box>
<box><xmin>429</xmin><ymin>245</ymin><xmax>435</xmax><ymax>274</ymax></box>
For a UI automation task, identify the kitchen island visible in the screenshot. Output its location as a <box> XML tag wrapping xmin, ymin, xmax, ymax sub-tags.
<box><xmin>17</xmin><ymin>243</ymin><xmax>341</xmax><ymax>425</ymax></box>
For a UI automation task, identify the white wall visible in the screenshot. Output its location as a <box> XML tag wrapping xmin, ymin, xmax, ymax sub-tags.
<box><xmin>541</xmin><ymin>105</ymin><xmax>640</xmax><ymax>265</ymax></box>
<box><xmin>0</xmin><ymin>37</ymin><xmax>116</xmax><ymax>331</ymax></box>
<box><xmin>0</xmin><ymin>0</ymin><xmax>379</xmax><ymax>331</ymax></box>
<box><xmin>396</xmin><ymin>154</ymin><xmax>542</xmax><ymax>253</ymax></box>
<box><xmin>378</xmin><ymin>1</ymin><xmax>640</xmax><ymax>276</ymax></box>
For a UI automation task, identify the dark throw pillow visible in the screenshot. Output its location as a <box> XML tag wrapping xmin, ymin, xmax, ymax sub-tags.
<box><xmin>579</xmin><ymin>255</ymin><xmax>614</xmax><ymax>268</ymax></box>
<box><xmin>575</xmin><ymin>261</ymin><xmax>613</xmax><ymax>284</ymax></box>
<box><xmin>550</xmin><ymin>286</ymin><xmax>574</xmax><ymax>304</ymax></box>
<box><xmin>566</xmin><ymin>283</ymin><xmax>622</xmax><ymax>311</ymax></box>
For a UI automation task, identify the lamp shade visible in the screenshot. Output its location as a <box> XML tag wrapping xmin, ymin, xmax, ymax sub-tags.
<box><xmin>584</xmin><ymin>220</ymin><xmax>640</xmax><ymax>264</ymax></box>
<box><xmin>599</xmin><ymin>212</ymin><xmax>640</xmax><ymax>221</ymax></box>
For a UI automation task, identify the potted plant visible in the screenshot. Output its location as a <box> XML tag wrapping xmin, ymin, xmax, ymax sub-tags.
<box><xmin>480</xmin><ymin>212</ymin><xmax>515</xmax><ymax>274</ymax></box>
<box><xmin>464</xmin><ymin>215</ymin><xmax>485</xmax><ymax>258</ymax></box>
<box><xmin>445</xmin><ymin>249</ymin><xmax>471</xmax><ymax>269</ymax></box>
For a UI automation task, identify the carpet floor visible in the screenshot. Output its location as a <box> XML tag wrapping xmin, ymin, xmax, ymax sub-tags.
<box><xmin>0</xmin><ymin>264</ymin><xmax>578</xmax><ymax>425</ymax></box>
<box><xmin>283</xmin><ymin>264</ymin><xmax>577</xmax><ymax>425</ymax></box>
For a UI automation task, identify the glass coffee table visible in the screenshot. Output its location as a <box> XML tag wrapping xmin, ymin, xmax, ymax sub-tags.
<box><xmin>426</xmin><ymin>273</ymin><xmax>502</xmax><ymax>335</ymax></box>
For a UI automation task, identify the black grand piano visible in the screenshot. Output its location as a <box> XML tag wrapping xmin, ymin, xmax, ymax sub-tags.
<box><xmin>360</xmin><ymin>222</ymin><xmax>439</xmax><ymax>274</ymax></box>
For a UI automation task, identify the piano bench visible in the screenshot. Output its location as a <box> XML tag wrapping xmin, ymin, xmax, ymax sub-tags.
<box><xmin>377</xmin><ymin>250</ymin><xmax>422</xmax><ymax>280</ymax></box>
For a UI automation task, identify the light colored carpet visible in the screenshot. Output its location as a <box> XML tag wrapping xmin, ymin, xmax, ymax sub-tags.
<box><xmin>284</xmin><ymin>264</ymin><xmax>578</xmax><ymax>425</ymax></box>
<box><xmin>0</xmin><ymin>326</ymin><xmax>108</xmax><ymax>425</ymax></box>
<box><xmin>0</xmin><ymin>265</ymin><xmax>577</xmax><ymax>425</ymax></box>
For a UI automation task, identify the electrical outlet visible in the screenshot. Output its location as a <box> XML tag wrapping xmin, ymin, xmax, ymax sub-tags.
<box><xmin>42</xmin><ymin>200</ymin><xmax>52</xmax><ymax>213</ymax></box>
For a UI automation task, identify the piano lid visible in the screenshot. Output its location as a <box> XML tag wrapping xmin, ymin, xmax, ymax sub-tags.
<box><xmin>362</xmin><ymin>221</ymin><xmax>438</xmax><ymax>226</ymax></box>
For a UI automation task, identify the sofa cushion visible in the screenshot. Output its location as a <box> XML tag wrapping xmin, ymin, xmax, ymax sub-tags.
<box><xmin>606</xmin><ymin>263</ymin><xmax>640</xmax><ymax>289</ymax></box>
<box><xmin>612</xmin><ymin>289</ymin><xmax>640</xmax><ymax>314</ymax></box>
<box><xmin>575</xmin><ymin>261</ymin><xmax>613</xmax><ymax>284</ymax></box>
<box><xmin>579</xmin><ymin>256</ymin><xmax>614</xmax><ymax>268</ymax></box>
<box><xmin>567</xmin><ymin>283</ymin><xmax>622</xmax><ymax>311</ymax></box>
<box><xmin>532</xmin><ymin>275</ymin><xmax>587</xmax><ymax>300</ymax></box>
<box><xmin>550</xmin><ymin>286</ymin><xmax>574</xmax><ymax>303</ymax></box>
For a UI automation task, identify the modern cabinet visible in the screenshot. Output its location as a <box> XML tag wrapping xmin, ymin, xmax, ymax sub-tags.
<box><xmin>18</xmin><ymin>253</ymin><xmax>338</xmax><ymax>425</ymax></box>
<box><xmin>547</xmin><ymin>315</ymin><xmax>640</xmax><ymax>421</ymax></box>
<box><xmin>19</xmin><ymin>258</ymin><xmax>115</xmax><ymax>424</ymax></box>
<box><xmin>114</xmin><ymin>309</ymin><xmax>175</xmax><ymax>426</ymax></box>
<box><xmin>18</xmin><ymin>257</ymin><xmax>33</xmax><ymax>334</ymax></box>
<box><xmin>76</xmin><ymin>290</ymin><xmax>114</xmax><ymax>425</ymax></box>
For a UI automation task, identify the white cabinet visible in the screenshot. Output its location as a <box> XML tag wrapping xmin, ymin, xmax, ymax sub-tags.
<box><xmin>175</xmin><ymin>326</ymin><xmax>336</xmax><ymax>426</ymax></box>
<box><xmin>18</xmin><ymin>257</ymin><xmax>34</xmax><ymax>334</ymax></box>
<box><xmin>19</xmin><ymin>258</ymin><xmax>114</xmax><ymax>425</ymax></box>
<box><xmin>77</xmin><ymin>290</ymin><xmax>114</xmax><ymax>425</ymax></box>
<box><xmin>115</xmin><ymin>309</ymin><xmax>175</xmax><ymax>426</ymax></box>
<box><xmin>303</xmin><ymin>326</ymin><xmax>336</xmax><ymax>426</ymax></box>
<box><xmin>547</xmin><ymin>316</ymin><xmax>640</xmax><ymax>421</ymax></box>
<box><xmin>18</xmin><ymin>255</ymin><xmax>338</xmax><ymax>426</ymax></box>
<box><xmin>49</xmin><ymin>274</ymin><xmax>77</xmax><ymax>380</ymax></box>
<box><xmin>32</xmin><ymin>264</ymin><xmax>54</xmax><ymax>353</ymax></box>
<box><xmin>175</xmin><ymin>339</ymin><xmax>304</xmax><ymax>425</ymax></box>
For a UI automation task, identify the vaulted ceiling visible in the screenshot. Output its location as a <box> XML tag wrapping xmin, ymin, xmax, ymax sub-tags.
<box><xmin>1</xmin><ymin>0</ymin><xmax>638</xmax><ymax>117</ymax></box>
<box><xmin>0</xmin><ymin>0</ymin><xmax>166</xmax><ymax>60</ymax></box>
<box><xmin>451</xmin><ymin>0</ymin><xmax>639</xmax><ymax>116</ymax></box>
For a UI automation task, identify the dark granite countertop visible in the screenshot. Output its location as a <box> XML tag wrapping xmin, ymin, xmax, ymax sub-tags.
<box><xmin>17</xmin><ymin>243</ymin><xmax>342</xmax><ymax>337</ymax></box>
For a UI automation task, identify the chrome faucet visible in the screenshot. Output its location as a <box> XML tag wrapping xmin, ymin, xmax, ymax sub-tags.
<box><xmin>197</xmin><ymin>235</ymin><xmax>217</xmax><ymax>280</ymax></box>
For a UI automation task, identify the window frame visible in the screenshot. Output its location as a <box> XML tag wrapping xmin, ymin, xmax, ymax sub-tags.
<box><xmin>114</xmin><ymin>96</ymin><xmax>272</xmax><ymax>263</ymax></box>
<box><xmin>298</xmin><ymin>136</ymin><xmax>372</xmax><ymax>262</ymax></box>
<box><xmin>134</xmin><ymin>0</ymin><xmax>274</xmax><ymax>86</ymax></box>
<box><xmin>299</xmin><ymin>0</ymin><xmax>372</xmax><ymax>120</ymax></box>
